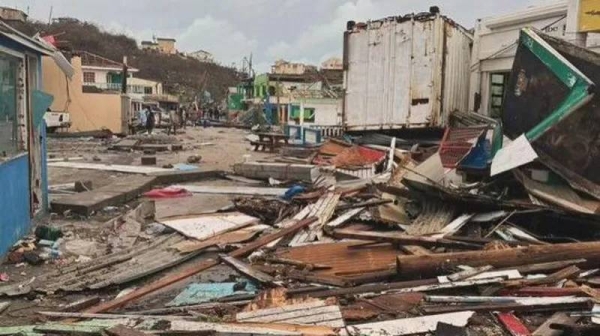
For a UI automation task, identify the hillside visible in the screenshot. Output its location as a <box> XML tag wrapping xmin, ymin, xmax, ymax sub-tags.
<box><xmin>9</xmin><ymin>19</ymin><xmax>241</xmax><ymax>102</ymax></box>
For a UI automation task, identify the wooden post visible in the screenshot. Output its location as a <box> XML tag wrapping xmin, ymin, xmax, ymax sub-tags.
<box><xmin>397</xmin><ymin>241</ymin><xmax>600</xmax><ymax>277</ymax></box>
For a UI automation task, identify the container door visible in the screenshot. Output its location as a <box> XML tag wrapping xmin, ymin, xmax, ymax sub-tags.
<box><xmin>409</xmin><ymin>19</ymin><xmax>436</xmax><ymax>125</ymax></box>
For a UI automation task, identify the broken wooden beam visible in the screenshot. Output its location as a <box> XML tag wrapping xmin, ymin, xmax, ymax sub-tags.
<box><xmin>84</xmin><ymin>217</ymin><xmax>318</xmax><ymax>313</ymax></box>
<box><xmin>332</xmin><ymin>229</ymin><xmax>481</xmax><ymax>249</ymax></box>
<box><xmin>397</xmin><ymin>241</ymin><xmax>600</xmax><ymax>277</ymax></box>
<box><xmin>447</xmin><ymin>266</ymin><xmax>494</xmax><ymax>282</ymax></box>
<box><xmin>505</xmin><ymin>266</ymin><xmax>581</xmax><ymax>287</ymax></box>
<box><xmin>219</xmin><ymin>255</ymin><xmax>275</xmax><ymax>285</ymax></box>
<box><xmin>422</xmin><ymin>300</ymin><xmax>592</xmax><ymax>314</ymax></box>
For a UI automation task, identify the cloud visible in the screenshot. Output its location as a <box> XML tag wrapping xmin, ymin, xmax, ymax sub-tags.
<box><xmin>265</xmin><ymin>0</ymin><xmax>397</xmax><ymax>66</ymax></box>
<box><xmin>177</xmin><ymin>15</ymin><xmax>257</xmax><ymax>66</ymax></box>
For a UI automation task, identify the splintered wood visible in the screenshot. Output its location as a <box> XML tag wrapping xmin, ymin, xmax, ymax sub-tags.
<box><xmin>289</xmin><ymin>192</ymin><xmax>340</xmax><ymax>246</ymax></box>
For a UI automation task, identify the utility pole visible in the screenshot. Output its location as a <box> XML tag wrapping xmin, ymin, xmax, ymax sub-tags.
<box><xmin>48</xmin><ymin>6</ymin><xmax>53</xmax><ymax>24</ymax></box>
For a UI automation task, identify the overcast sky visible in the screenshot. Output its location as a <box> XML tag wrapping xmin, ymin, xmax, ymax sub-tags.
<box><xmin>13</xmin><ymin>0</ymin><xmax>561</xmax><ymax>72</ymax></box>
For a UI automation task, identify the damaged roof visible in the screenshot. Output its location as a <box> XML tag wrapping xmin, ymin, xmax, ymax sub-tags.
<box><xmin>77</xmin><ymin>50</ymin><xmax>139</xmax><ymax>71</ymax></box>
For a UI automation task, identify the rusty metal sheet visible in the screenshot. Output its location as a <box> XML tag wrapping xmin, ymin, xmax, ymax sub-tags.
<box><xmin>318</xmin><ymin>140</ymin><xmax>352</xmax><ymax>156</ymax></box>
<box><xmin>275</xmin><ymin>241</ymin><xmax>398</xmax><ymax>276</ymax></box>
<box><xmin>438</xmin><ymin>127</ymin><xmax>486</xmax><ymax>168</ymax></box>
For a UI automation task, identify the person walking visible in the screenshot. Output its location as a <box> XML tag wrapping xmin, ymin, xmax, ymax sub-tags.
<box><xmin>180</xmin><ymin>107</ymin><xmax>187</xmax><ymax>130</ymax></box>
<box><xmin>145</xmin><ymin>107</ymin><xmax>155</xmax><ymax>135</ymax></box>
<box><xmin>167</xmin><ymin>108</ymin><xmax>179</xmax><ymax>135</ymax></box>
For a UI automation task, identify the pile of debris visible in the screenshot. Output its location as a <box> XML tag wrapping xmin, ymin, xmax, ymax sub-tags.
<box><xmin>3</xmin><ymin>28</ymin><xmax>600</xmax><ymax>336</ymax></box>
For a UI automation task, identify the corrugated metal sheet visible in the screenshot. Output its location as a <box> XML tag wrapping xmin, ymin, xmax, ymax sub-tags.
<box><xmin>343</xmin><ymin>14</ymin><xmax>472</xmax><ymax>130</ymax></box>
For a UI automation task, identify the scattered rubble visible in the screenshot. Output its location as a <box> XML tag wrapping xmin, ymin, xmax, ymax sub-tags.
<box><xmin>3</xmin><ymin>27</ymin><xmax>600</xmax><ymax>336</ymax></box>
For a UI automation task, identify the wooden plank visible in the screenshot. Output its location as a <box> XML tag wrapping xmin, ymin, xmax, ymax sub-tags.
<box><xmin>496</xmin><ymin>313</ymin><xmax>531</xmax><ymax>336</ymax></box>
<box><xmin>236</xmin><ymin>302</ymin><xmax>344</xmax><ymax>328</ymax></box>
<box><xmin>505</xmin><ymin>266</ymin><xmax>581</xmax><ymax>287</ymax></box>
<box><xmin>324</xmin><ymin>208</ymin><xmax>364</xmax><ymax>230</ymax></box>
<box><xmin>431</xmin><ymin>213</ymin><xmax>475</xmax><ymax>238</ymax></box>
<box><xmin>173</xmin><ymin>226</ymin><xmax>266</xmax><ymax>253</ymax></box>
<box><xmin>348</xmin><ymin>311</ymin><xmax>474</xmax><ymax>336</ymax></box>
<box><xmin>510</xmin><ymin>259</ymin><xmax>587</xmax><ymax>274</ymax></box>
<box><xmin>85</xmin><ymin>217</ymin><xmax>318</xmax><ymax>313</ymax></box>
<box><xmin>290</xmin><ymin>193</ymin><xmax>340</xmax><ymax>245</ymax></box>
<box><xmin>422</xmin><ymin>300</ymin><xmax>592</xmax><ymax>314</ymax></box>
<box><xmin>287</xmin><ymin>270</ymin><xmax>349</xmax><ymax>287</ymax></box>
<box><xmin>220</xmin><ymin>255</ymin><xmax>274</xmax><ymax>284</ymax></box>
<box><xmin>426</xmin><ymin>296</ymin><xmax>590</xmax><ymax>305</ymax></box>
<box><xmin>333</xmin><ymin>229</ymin><xmax>481</xmax><ymax>249</ymax></box>
<box><xmin>0</xmin><ymin>302</ymin><xmax>10</xmax><ymax>314</ymax></box>
<box><xmin>236</xmin><ymin>301</ymin><xmax>328</xmax><ymax>320</ymax></box>
<box><xmin>61</xmin><ymin>296</ymin><xmax>101</xmax><ymax>312</ymax></box>
<box><xmin>447</xmin><ymin>266</ymin><xmax>494</xmax><ymax>282</ymax></box>
<box><xmin>397</xmin><ymin>241</ymin><xmax>600</xmax><ymax>276</ymax></box>
<box><xmin>532</xmin><ymin>312</ymin><xmax>579</xmax><ymax>336</ymax></box>
<box><xmin>174</xmin><ymin>185</ymin><xmax>287</xmax><ymax>196</ymax></box>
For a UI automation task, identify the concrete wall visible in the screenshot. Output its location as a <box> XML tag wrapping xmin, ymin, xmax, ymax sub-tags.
<box><xmin>0</xmin><ymin>154</ymin><xmax>31</xmax><ymax>258</ymax></box>
<box><xmin>43</xmin><ymin>56</ymin><xmax>125</xmax><ymax>133</ymax></box>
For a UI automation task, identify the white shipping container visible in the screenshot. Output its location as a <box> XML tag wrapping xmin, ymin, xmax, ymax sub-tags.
<box><xmin>343</xmin><ymin>13</ymin><xmax>473</xmax><ymax>130</ymax></box>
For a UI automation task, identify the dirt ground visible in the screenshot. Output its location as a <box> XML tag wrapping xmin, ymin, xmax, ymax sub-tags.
<box><xmin>0</xmin><ymin>126</ymin><xmax>276</xmax><ymax>326</ymax></box>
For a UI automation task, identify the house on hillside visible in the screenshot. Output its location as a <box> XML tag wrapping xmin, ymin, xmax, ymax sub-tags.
<box><xmin>271</xmin><ymin>60</ymin><xmax>317</xmax><ymax>75</ymax></box>
<box><xmin>0</xmin><ymin>21</ymin><xmax>64</xmax><ymax>258</ymax></box>
<box><xmin>43</xmin><ymin>50</ymin><xmax>176</xmax><ymax>133</ymax></box>
<box><xmin>188</xmin><ymin>50</ymin><xmax>214</xmax><ymax>63</ymax></box>
<box><xmin>156</xmin><ymin>38</ymin><xmax>177</xmax><ymax>54</ymax></box>
<box><xmin>321</xmin><ymin>57</ymin><xmax>342</xmax><ymax>70</ymax></box>
<box><xmin>141</xmin><ymin>37</ymin><xmax>177</xmax><ymax>55</ymax></box>
<box><xmin>79</xmin><ymin>50</ymin><xmax>139</xmax><ymax>92</ymax></box>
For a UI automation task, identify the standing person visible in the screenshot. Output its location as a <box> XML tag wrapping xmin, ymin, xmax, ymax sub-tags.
<box><xmin>180</xmin><ymin>107</ymin><xmax>187</xmax><ymax>129</ymax></box>
<box><xmin>145</xmin><ymin>107</ymin><xmax>155</xmax><ymax>135</ymax></box>
<box><xmin>167</xmin><ymin>108</ymin><xmax>179</xmax><ymax>136</ymax></box>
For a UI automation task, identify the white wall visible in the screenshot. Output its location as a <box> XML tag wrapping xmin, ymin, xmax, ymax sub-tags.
<box><xmin>288</xmin><ymin>99</ymin><xmax>342</xmax><ymax>126</ymax></box>
<box><xmin>469</xmin><ymin>1</ymin><xmax>600</xmax><ymax>116</ymax></box>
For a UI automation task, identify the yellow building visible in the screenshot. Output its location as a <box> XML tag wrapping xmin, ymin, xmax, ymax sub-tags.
<box><xmin>156</xmin><ymin>38</ymin><xmax>177</xmax><ymax>54</ymax></box>
<box><xmin>43</xmin><ymin>55</ymin><xmax>130</xmax><ymax>134</ymax></box>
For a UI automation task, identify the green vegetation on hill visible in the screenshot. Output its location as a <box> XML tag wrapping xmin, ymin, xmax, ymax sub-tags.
<box><xmin>9</xmin><ymin>18</ymin><xmax>241</xmax><ymax>102</ymax></box>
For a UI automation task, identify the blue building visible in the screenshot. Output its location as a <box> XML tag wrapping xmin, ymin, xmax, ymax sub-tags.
<box><xmin>0</xmin><ymin>22</ymin><xmax>61</xmax><ymax>258</ymax></box>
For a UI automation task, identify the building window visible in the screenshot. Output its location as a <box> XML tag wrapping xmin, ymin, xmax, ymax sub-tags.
<box><xmin>490</xmin><ymin>72</ymin><xmax>509</xmax><ymax>118</ymax></box>
<box><xmin>144</xmin><ymin>86</ymin><xmax>153</xmax><ymax>94</ymax></box>
<box><xmin>0</xmin><ymin>53</ymin><xmax>19</xmax><ymax>158</ymax></box>
<box><xmin>83</xmin><ymin>71</ymin><xmax>95</xmax><ymax>83</ymax></box>
<box><xmin>290</xmin><ymin>105</ymin><xmax>315</xmax><ymax>123</ymax></box>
